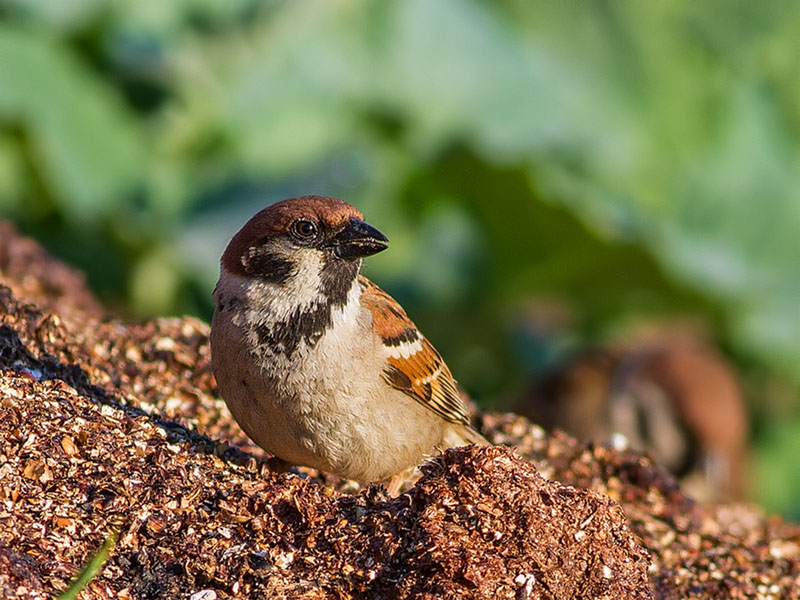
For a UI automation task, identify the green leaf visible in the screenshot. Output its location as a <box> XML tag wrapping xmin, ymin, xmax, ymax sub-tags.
<box><xmin>59</xmin><ymin>531</ymin><xmax>118</xmax><ymax>600</ymax></box>
<box><xmin>0</xmin><ymin>133</ymin><xmax>25</xmax><ymax>210</ymax></box>
<box><xmin>0</xmin><ymin>25</ymin><xmax>145</xmax><ymax>222</ymax></box>
<box><xmin>2</xmin><ymin>0</ymin><xmax>105</xmax><ymax>31</ymax></box>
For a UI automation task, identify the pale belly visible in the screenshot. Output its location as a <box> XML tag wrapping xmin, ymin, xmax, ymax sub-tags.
<box><xmin>211</xmin><ymin>309</ymin><xmax>446</xmax><ymax>482</ymax></box>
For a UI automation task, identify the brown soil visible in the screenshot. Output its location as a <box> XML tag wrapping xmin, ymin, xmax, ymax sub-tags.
<box><xmin>1</xmin><ymin>222</ymin><xmax>798</xmax><ymax>599</ymax></box>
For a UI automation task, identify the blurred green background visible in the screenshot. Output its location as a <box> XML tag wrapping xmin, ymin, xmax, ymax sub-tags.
<box><xmin>1</xmin><ymin>1</ymin><xmax>799</xmax><ymax>516</ymax></box>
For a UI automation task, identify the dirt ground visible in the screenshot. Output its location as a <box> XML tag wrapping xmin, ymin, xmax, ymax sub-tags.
<box><xmin>1</xmin><ymin>221</ymin><xmax>798</xmax><ymax>599</ymax></box>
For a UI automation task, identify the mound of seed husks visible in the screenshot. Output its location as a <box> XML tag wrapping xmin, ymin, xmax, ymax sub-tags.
<box><xmin>1</xmin><ymin>222</ymin><xmax>799</xmax><ymax>599</ymax></box>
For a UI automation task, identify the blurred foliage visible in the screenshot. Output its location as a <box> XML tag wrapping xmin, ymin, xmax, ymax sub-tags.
<box><xmin>1</xmin><ymin>0</ymin><xmax>799</xmax><ymax>514</ymax></box>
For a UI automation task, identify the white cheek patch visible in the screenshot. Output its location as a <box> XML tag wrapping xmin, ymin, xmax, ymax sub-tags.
<box><xmin>386</xmin><ymin>338</ymin><xmax>424</xmax><ymax>360</ymax></box>
<box><xmin>273</xmin><ymin>247</ymin><xmax>324</xmax><ymax>309</ymax></box>
<box><xmin>238</xmin><ymin>247</ymin><xmax>324</xmax><ymax>324</ymax></box>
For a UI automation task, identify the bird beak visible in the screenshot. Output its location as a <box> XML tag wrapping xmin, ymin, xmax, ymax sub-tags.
<box><xmin>328</xmin><ymin>217</ymin><xmax>389</xmax><ymax>259</ymax></box>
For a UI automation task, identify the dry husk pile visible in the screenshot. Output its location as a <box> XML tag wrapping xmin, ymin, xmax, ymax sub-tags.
<box><xmin>0</xmin><ymin>222</ymin><xmax>798</xmax><ymax>599</ymax></box>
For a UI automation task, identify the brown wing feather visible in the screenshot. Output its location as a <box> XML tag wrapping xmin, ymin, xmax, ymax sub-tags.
<box><xmin>359</xmin><ymin>276</ymin><xmax>469</xmax><ymax>426</ymax></box>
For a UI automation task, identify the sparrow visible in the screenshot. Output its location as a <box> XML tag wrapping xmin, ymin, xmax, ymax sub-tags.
<box><xmin>517</xmin><ymin>338</ymin><xmax>747</xmax><ymax>499</ymax></box>
<box><xmin>210</xmin><ymin>195</ymin><xmax>487</xmax><ymax>489</ymax></box>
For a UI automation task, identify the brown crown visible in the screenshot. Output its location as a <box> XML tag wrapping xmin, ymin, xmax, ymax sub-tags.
<box><xmin>221</xmin><ymin>196</ymin><xmax>364</xmax><ymax>276</ymax></box>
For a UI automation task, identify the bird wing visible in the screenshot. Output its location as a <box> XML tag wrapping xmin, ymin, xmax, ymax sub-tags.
<box><xmin>358</xmin><ymin>276</ymin><xmax>470</xmax><ymax>426</ymax></box>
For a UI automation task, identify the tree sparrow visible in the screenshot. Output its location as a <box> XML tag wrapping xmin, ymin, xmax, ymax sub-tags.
<box><xmin>210</xmin><ymin>196</ymin><xmax>487</xmax><ymax>489</ymax></box>
<box><xmin>518</xmin><ymin>339</ymin><xmax>747</xmax><ymax>499</ymax></box>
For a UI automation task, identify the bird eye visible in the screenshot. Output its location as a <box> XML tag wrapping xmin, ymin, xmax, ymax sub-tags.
<box><xmin>291</xmin><ymin>218</ymin><xmax>319</xmax><ymax>241</ymax></box>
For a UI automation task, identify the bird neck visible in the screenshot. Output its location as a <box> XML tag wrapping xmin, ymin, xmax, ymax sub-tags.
<box><xmin>215</xmin><ymin>266</ymin><xmax>363</xmax><ymax>359</ymax></box>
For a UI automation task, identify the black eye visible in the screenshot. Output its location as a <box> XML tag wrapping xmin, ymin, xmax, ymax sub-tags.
<box><xmin>291</xmin><ymin>219</ymin><xmax>319</xmax><ymax>241</ymax></box>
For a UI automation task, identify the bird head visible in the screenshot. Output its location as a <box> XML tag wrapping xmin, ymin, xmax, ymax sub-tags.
<box><xmin>221</xmin><ymin>195</ymin><xmax>389</xmax><ymax>306</ymax></box>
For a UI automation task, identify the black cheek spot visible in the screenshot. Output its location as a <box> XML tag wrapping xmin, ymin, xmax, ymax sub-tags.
<box><xmin>245</xmin><ymin>249</ymin><xmax>294</xmax><ymax>284</ymax></box>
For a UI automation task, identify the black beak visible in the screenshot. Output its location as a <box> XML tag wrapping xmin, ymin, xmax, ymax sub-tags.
<box><xmin>328</xmin><ymin>217</ymin><xmax>389</xmax><ymax>259</ymax></box>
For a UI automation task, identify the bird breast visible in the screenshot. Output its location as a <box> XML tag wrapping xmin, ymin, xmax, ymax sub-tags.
<box><xmin>211</xmin><ymin>270</ymin><xmax>443</xmax><ymax>481</ymax></box>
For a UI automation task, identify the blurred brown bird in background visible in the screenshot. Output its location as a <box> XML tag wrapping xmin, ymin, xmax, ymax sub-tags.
<box><xmin>516</xmin><ymin>333</ymin><xmax>749</xmax><ymax>501</ymax></box>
